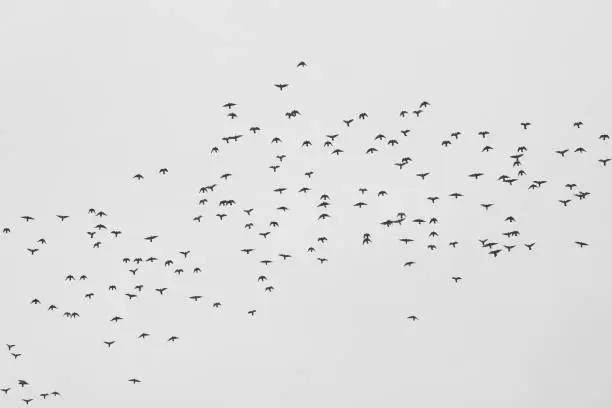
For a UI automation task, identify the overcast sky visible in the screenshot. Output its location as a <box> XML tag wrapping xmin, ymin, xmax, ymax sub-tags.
<box><xmin>1</xmin><ymin>1</ymin><xmax>612</xmax><ymax>407</ymax></box>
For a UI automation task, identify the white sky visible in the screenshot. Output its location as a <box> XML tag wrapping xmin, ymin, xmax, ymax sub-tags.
<box><xmin>1</xmin><ymin>0</ymin><xmax>612</xmax><ymax>407</ymax></box>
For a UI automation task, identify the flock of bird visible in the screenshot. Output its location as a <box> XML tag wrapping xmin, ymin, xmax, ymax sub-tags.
<box><xmin>2</xmin><ymin>59</ymin><xmax>610</xmax><ymax>404</ymax></box>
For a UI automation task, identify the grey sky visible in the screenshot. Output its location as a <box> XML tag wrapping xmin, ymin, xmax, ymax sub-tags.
<box><xmin>1</xmin><ymin>1</ymin><xmax>612</xmax><ymax>407</ymax></box>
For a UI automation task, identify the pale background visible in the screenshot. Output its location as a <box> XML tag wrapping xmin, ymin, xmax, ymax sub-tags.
<box><xmin>1</xmin><ymin>0</ymin><xmax>612</xmax><ymax>407</ymax></box>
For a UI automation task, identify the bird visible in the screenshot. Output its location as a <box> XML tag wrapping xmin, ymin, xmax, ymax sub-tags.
<box><xmin>128</xmin><ymin>378</ymin><xmax>141</xmax><ymax>384</ymax></box>
<box><xmin>274</xmin><ymin>83</ymin><xmax>289</xmax><ymax>91</ymax></box>
<box><xmin>489</xmin><ymin>249</ymin><xmax>502</xmax><ymax>257</ymax></box>
<box><xmin>556</xmin><ymin>149</ymin><xmax>569</xmax><ymax>157</ymax></box>
<box><xmin>406</xmin><ymin>315</ymin><xmax>419</xmax><ymax>321</ymax></box>
<box><xmin>452</xmin><ymin>277</ymin><xmax>462</xmax><ymax>283</ymax></box>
